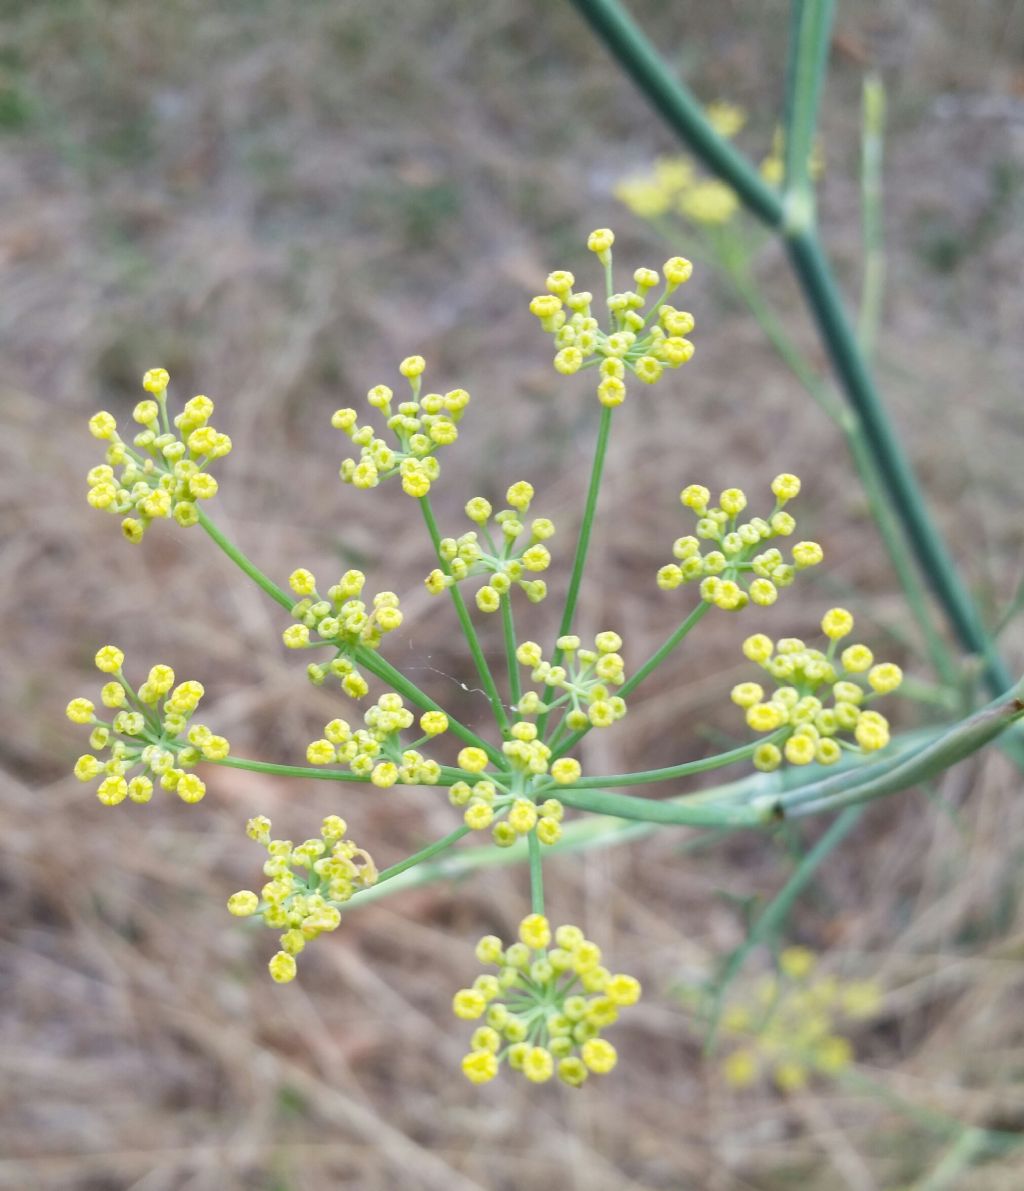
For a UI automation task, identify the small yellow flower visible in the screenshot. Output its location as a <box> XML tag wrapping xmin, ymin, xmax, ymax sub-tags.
<box><xmin>142</xmin><ymin>367</ymin><xmax>170</xmax><ymax>394</ymax></box>
<box><xmin>269</xmin><ymin>951</ymin><xmax>298</xmax><ymax>984</ymax></box>
<box><xmin>821</xmin><ymin>607</ymin><xmax>854</xmax><ymax>640</ymax></box>
<box><xmin>227</xmin><ymin>891</ymin><xmax>259</xmax><ymax>917</ymax></box>
<box><xmin>519</xmin><ymin>913</ymin><xmax>551</xmax><ymax>950</ymax></box>
<box><xmin>550</xmin><ymin>757</ymin><xmax>581</xmax><ymax>785</ymax></box>
<box><xmin>457</xmin><ymin>747</ymin><xmax>489</xmax><ymax>773</ymax></box>
<box><xmin>581</xmin><ymin>1038</ymin><xmax>617</xmax><ymax>1074</ymax></box>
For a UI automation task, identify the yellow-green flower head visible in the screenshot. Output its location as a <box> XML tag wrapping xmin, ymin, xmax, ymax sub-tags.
<box><xmin>456</xmin><ymin>915</ymin><xmax>640</xmax><ymax>1086</ymax></box>
<box><xmin>335</xmin><ymin>359</ymin><xmax>468</xmax><ymax>498</ymax></box>
<box><xmin>424</xmin><ymin>483</ymin><xmax>555</xmax><ymax>610</ymax></box>
<box><xmin>532</xmin><ymin>229</ymin><xmax>696</xmax><ymax>407</ymax></box>
<box><xmin>718</xmin><ymin>949</ymin><xmax>879</xmax><ymax>1091</ymax></box>
<box><xmin>513</xmin><ymin>633</ymin><xmax>627</xmax><ymax>732</ymax></box>
<box><xmin>285</xmin><ymin>567</ymin><xmax>403</xmax><ymax>696</ymax></box>
<box><xmin>229</xmin><ymin>815</ymin><xmax>377</xmax><ymax>981</ymax></box>
<box><xmin>736</xmin><ymin>613</ymin><xmax>903</xmax><ymax>770</ymax></box>
<box><xmin>306</xmin><ymin>691</ymin><xmax>444</xmax><ymax>785</ymax></box>
<box><xmin>658</xmin><ymin>474</ymin><xmax>822</xmax><ymax>612</ymax></box>
<box><xmin>69</xmin><ymin>649</ymin><xmax>229</xmax><ymax>806</ymax></box>
<box><xmin>85</xmin><ymin>371</ymin><xmax>231</xmax><ymax>544</ymax></box>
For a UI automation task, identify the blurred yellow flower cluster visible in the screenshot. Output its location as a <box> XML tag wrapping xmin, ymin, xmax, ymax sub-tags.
<box><xmin>69</xmin><ymin>646</ymin><xmax>228</xmax><ymax>806</ymax></box>
<box><xmin>720</xmin><ymin>947</ymin><xmax>881</xmax><ymax>1091</ymax></box>
<box><xmin>615</xmin><ymin>102</ymin><xmax>824</xmax><ymax>227</ymax></box>
<box><xmin>455</xmin><ymin>914</ymin><xmax>640</xmax><ymax>1086</ymax></box>
<box><xmin>228</xmin><ymin>814</ymin><xmax>377</xmax><ymax>983</ymax></box>
<box><xmin>85</xmin><ymin>369</ymin><xmax>231</xmax><ymax>543</ymax></box>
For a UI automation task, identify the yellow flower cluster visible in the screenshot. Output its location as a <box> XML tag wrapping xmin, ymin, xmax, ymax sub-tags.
<box><xmin>305</xmin><ymin>692</ymin><xmax>446</xmax><ymax>787</ymax></box>
<box><xmin>455</xmin><ymin>915</ymin><xmax>641</xmax><ymax>1086</ymax></box>
<box><xmin>69</xmin><ymin>646</ymin><xmax>229</xmax><ymax>806</ymax></box>
<box><xmin>514</xmin><ymin>634</ymin><xmax>627</xmax><ymax>730</ymax></box>
<box><xmin>734</xmin><ymin>609</ymin><xmax>904</xmax><ymax>770</ymax></box>
<box><xmin>85</xmin><ymin>369</ymin><xmax>231</xmax><ymax>544</ymax></box>
<box><xmin>719</xmin><ymin>947</ymin><xmax>880</xmax><ymax>1091</ymax></box>
<box><xmin>284</xmin><ymin>567</ymin><xmax>402</xmax><ymax>698</ymax></box>
<box><xmin>529</xmin><ymin>229</ymin><xmax>696</xmax><ymax>407</ymax></box>
<box><xmin>425</xmin><ymin>482</ymin><xmax>554</xmax><ymax>612</ymax></box>
<box><xmin>227</xmin><ymin>814</ymin><xmax>377</xmax><ymax>983</ymax></box>
<box><xmin>658</xmin><ymin>474</ymin><xmax>823</xmax><ymax>611</ymax></box>
<box><xmin>334</xmin><ymin>356</ymin><xmax>469</xmax><ymax>498</ymax></box>
<box><xmin>448</xmin><ymin>767</ymin><xmax>565</xmax><ymax>848</ymax></box>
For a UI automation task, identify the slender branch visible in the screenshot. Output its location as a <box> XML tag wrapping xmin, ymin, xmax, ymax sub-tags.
<box><xmin>705</xmin><ymin>804</ymin><xmax>862</xmax><ymax>1050</ymax></box>
<box><xmin>528</xmin><ymin>830</ymin><xmax>545</xmax><ymax>916</ymax></box>
<box><xmin>196</xmin><ymin>507</ymin><xmax>292</xmax><ymax>610</ymax></box>
<box><xmin>566</xmin><ymin>733</ymin><xmax>783</xmax><ymax>789</ymax></box>
<box><xmin>539</xmin><ymin>403</ymin><xmax>614</xmax><ymax>739</ymax></box>
<box><xmin>419</xmin><ymin>496</ymin><xmax>510</xmax><ymax>734</ymax></box>
<box><xmin>619</xmin><ymin>601</ymin><xmax>710</xmax><ymax>701</ymax></box>
<box><xmin>355</xmin><ymin>647</ymin><xmax>504</xmax><ymax>767</ymax></box>
<box><xmin>501</xmin><ymin>595</ymin><xmax>522</xmax><ymax>710</ymax></box>
<box><xmin>347</xmin><ymin>824</ymin><xmax>473</xmax><ymax>905</ymax></box>
<box><xmin>211</xmin><ymin>755</ymin><xmax>481</xmax><ymax>789</ymax></box>
<box><xmin>858</xmin><ymin>72</ymin><xmax>886</xmax><ymax>361</ymax></box>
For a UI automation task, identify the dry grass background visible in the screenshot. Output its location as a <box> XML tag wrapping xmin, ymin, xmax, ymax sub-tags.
<box><xmin>3</xmin><ymin>1</ymin><xmax>1024</xmax><ymax>1187</ymax></box>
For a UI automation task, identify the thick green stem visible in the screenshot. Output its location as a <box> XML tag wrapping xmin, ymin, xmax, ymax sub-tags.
<box><xmin>196</xmin><ymin>507</ymin><xmax>292</xmax><ymax>610</ymax></box>
<box><xmin>419</xmin><ymin>496</ymin><xmax>510</xmax><ymax>735</ymax></box>
<box><xmin>566</xmin><ymin>0</ymin><xmax>1012</xmax><ymax>701</ymax></box>
<box><xmin>781</xmin><ymin>0</ymin><xmax>835</xmax><ymax>210</ymax></box>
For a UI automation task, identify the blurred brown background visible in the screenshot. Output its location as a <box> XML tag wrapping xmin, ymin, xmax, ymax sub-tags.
<box><xmin>3</xmin><ymin>1</ymin><xmax>1024</xmax><ymax>1187</ymax></box>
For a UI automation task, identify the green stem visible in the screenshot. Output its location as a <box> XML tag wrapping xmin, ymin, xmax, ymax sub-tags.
<box><xmin>705</xmin><ymin>804</ymin><xmax>862</xmax><ymax>1050</ymax></box>
<box><xmin>784</xmin><ymin>229</ymin><xmax>1010</xmax><ymax>695</ymax></box>
<box><xmin>557</xmin><ymin>786</ymin><xmax>764</xmax><ymax>828</ymax></box>
<box><xmin>568</xmin><ymin>733</ymin><xmax>783</xmax><ymax>788</ymax></box>
<box><xmin>501</xmin><ymin>595</ymin><xmax>522</xmax><ymax>710</ymax></box>
<box><xmin>528</xmin><ymin>829</ymin><xmax>545</xmax><ymax>916</ymax></box>
<box><xmin>419</xmin><ymin>496</ymin><xmax>510</xmax><ymax>734</ymax></box>
<box><xmin>781</xmin><ymin>0</ymin><xmax>835</xmax><ymax>210</ymax></box>
<box><xmin>619</xmin><ymin>600</ymin><xmax>710</xmax><ymax>700</ymax></box>
<box><xmin>858</xmin><ymin>72</ymin><xmax>886</xmax><ymax>362</ymax></box>
<box><xmin>349</xmin><ymin>824</ymin><xmax>472</xmax><ymax>904</ymax></box>
<box><xmin>355</xmin><ymin>647</ymin><xmax>503</xmax><ymax>767</ymax></box>
<box><xmin>777</xmin><ymin>680</ymin><xmax>1024</xmax><ymax>818</ymax></box>
<box><xmin>720</xmin><ymin>255</ymin><xmax>956</xmax><ymax>686</ymax></box>
<box><xmin>538</xmin><ymin>404</ymin><xmax>614</xmax><ymax>738</ymax></box>
<box><xmin>195</xmin><ymin>507</ymin><xmax>292</xmax><ymax>610</ymax></box>
<box><xmin>567</xmin><ymin>0</ymin><xmax>1013</xmax><ymax>702</ymax></box>
<box><xmin>211</xmin><ymin>755</ymin><xmax>480</xmax><ymax>789</ymax></box>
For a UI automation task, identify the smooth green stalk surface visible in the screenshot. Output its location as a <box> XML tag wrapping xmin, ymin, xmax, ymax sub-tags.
<box><xmin>420</xmin><ymin>495</ymin><xmax>510</xmax><ymax>734</ymax></box>
<box><xmin>566</xmin><ymin>0</ymin><xmax>1012</xmax><ymax>700</ymax></box>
